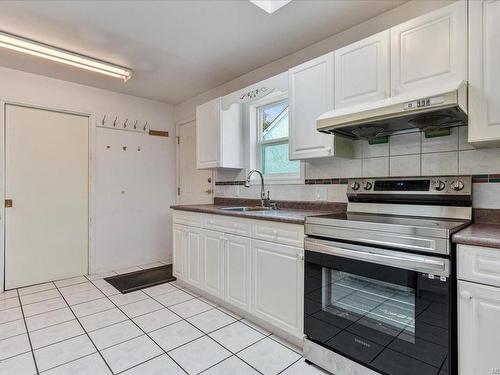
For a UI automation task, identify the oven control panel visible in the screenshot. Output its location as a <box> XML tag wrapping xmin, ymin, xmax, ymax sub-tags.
<box><xmin>347</xmin><ymin>176</ymin><xmax>472</xmax><ymax>195</ymax></box>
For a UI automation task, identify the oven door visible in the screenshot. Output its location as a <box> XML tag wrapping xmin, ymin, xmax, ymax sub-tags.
<box><xmin>304</xmin><ymin>237</ymin><xmax>453</xmax><ymax>375</ymax></box>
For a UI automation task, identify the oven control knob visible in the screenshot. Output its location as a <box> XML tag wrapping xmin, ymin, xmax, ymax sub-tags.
<box><xmin>433</xmin><ymin>180</ymin><xmax>446</xmax><ymax>191</ymax></box>
<box><xmin>363</xmin><ymin>181</ymin><xmax>373</xmax><ymax>190</ymax></box>
<box><xmin>451</xmin><ymin>180</ymin><xmax>465</xmax><ymax>191</ymax></box>
<box><xmin>350</xmin><ymin>182</ymin><xmax>360</xmax><ymax>191</ymax></box>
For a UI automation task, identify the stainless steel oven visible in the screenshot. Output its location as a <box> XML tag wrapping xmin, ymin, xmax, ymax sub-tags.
<box><xmin>303</xmin><ymin>176</ymin><xmax>471</xmax><ymax>375</ymax></box>
<box><xmin>304</xmin><ymin>238</ymin><xmax>452</xmax><ymax>375</ymax></box>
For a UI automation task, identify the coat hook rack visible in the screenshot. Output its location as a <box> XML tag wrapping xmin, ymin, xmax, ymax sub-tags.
<box><xmin>143</xmin><ymin>121</ymin><xmax>148</xmax><ymax>131</ymax></box>
<box><xmin>102</xmin><ymin>115</ymin><xmax>106</xmax><ymax>126</ymax></box>
<box><xmin>113</xmin><ymin>116</ymin><xmax>118</xmax><ymax>127</ymax></box>
<box><xmin>123</xmin><ymin>118</ymin><xmax>128</xmax><ymax>129</ymax></box>
<box><xmin>133</xmin><ymin>120</ymin><xmax>138</xmax><ymax>130</ymax></box>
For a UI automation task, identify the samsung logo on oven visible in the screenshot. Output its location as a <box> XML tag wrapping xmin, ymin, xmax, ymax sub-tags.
<box><xmin>354</xmin><ymin>338</ymin><xmax>371</xmax><ymax>348</ymax></box>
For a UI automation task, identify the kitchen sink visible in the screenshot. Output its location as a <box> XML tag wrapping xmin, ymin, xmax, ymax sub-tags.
<box><xmin>220</xmin><ymin>206</ymin><xmax>275</xmax><ymax>212</ymax></box>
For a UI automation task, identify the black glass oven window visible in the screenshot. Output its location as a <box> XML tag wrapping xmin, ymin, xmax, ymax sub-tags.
<box><xmin>304</xmin><ymin>253</ymin><xmax>450</xmax><ymax>375</ymax></box>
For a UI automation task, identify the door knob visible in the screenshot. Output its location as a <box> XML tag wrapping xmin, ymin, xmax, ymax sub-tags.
<box><xmin>4</xmin><ymin>199</ymin><xmax>12</xmax><ymax>208</ymax></box>
<box><xmin>204</xmin><ymin>189</ymin><xmax>213</xmax><ymax>194</ymax></box>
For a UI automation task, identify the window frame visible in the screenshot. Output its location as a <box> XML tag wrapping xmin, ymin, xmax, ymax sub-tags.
<box><xmin>248</xmin><ymin>93</ymin><xmax>304</xmax><ymax>185</ymax></box>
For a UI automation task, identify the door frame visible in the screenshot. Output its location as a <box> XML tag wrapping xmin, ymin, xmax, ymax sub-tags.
<box><xmin>175</xmin><ymin>117</ymin><xmax>214</xmax><ymax>205</ymax></box>
<box><xmin>0</xmin><ymin>100</ymin><xmax>96</xmax><ymax>292</ymax></box>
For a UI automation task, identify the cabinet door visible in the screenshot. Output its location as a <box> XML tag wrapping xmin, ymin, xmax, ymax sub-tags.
<box><xmin>469</xmin><ymin>0</ymin><xmax>500</xmax><ymax>145</ymax></box>
<box><xmin>172</xmin><ymin>224</ymin><xmax>186</xmax><ymax>279</ymax></box>
<box><xmin>391</xmin><ymin>1</ymin><xmax>466</xmax><ymax>96</ymax></box>
<box><xmin>458</xmin><ymin>281</ymin><xmax>500</xmax><ymax>375</ymax></box>
<box><xmin>225</xmin><ymin>234</ymin><xmax>251</xmax><ymax>311</ymax></box>
<box><xmin>335</xmin><ymin>30</ymin><xmax>390</xmax><ymax>109</ymax></box>
<box><xmin>203</xmin><ymin>230</ymin><xmax>224</xmax><ymax>299</ymax></box>
<box><xmin>251</xmin><ymin>240</ymin><xmax>303</xmax><ymax>335</ymax></box>
<box><xmin>186</xmin><ymin>227</ymin><xmax>204</xmax><ymax>289</ymax></box>
<box><xmin>288</xmin><ymin>53</ymin><xmax>334</xmax><ymax>160</ymax></box>
<box><xmin>196</xmin><ymin>97</ymin><xmax>220</xmax><ymax>169</ymax></box>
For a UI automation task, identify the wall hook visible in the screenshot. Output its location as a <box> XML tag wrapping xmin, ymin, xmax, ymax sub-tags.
<box><xmin>113</xmin><ymin>116</ymin><xmax>118</xmax><ymax>127</ymax></box>
<box><xmin>122</xmin><ymin>146</ymin><xmax>127</xmax><ymax>151</ymax></box>
<box><xmin>102</xmin><ymin>115</ymin><xmax>106</xmax><ymax>126</ymax></box>
<box><xmin>143</xmin><ymin>121</ymin><xmax>148</xmax><ymax>131</ymax></box>
<box><xmin>123</xmin><ymin>118</ymin><xmax>129</xmax><ymax>129</ymax></box>
<box><xmin>133</xmin><ymin>120</ymin><xmax>138</xmax><ymax>130</ymax></box>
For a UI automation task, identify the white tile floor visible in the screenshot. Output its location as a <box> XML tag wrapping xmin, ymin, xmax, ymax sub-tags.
<box><xmin>0</xmin><ymin>263</ymin><xmax>327</xmax><ymax>375</ymax></box>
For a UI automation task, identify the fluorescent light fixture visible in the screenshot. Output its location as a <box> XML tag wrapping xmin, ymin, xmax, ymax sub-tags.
<box><xmin>250</xmin><ymin>0</ymin><xmax>292</xmax><ymax>14</ymax></box>
<box><xmin>0</xmin><ymin>31</ymin><xmax>132</xmax><ymax>81</ymax></box>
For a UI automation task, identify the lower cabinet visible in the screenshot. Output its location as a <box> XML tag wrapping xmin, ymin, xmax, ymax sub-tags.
<box><xmin>251</xmin><ymin>240</ymin><xmax>303</xmax><ymax>336</ymax></box>
<box><xmin>225</xmin><ymin>234</ymin><xmax>252</xmax><ymax>311</ymax></box>
<box><xmin>172</xmin><ymin>224</ymin><xmax>186</xmax><ymax>279</ymax></box>
<box><xmin>172</xmin><ymin>213</ymin><xmax>304</xmax><ymax>339</ymax></box>
<box><xmin>186</xmin><ymin>227</ymin><xmax>203</xmax><ymax>289</ymax></box>
<box><xmin>458</xmin><ymin>280</ymin><xmax>500</xmax><ymax>375</ymax></box>
<box><xmin>203</xmin><ymin>230</ymin><xmax>225</xmax><ymax>299</ymax></box>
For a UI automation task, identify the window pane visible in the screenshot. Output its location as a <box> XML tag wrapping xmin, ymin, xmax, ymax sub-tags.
<box><xmin>262</xmin><ymin>142</ymin><xmax>300</xmax><ymax>175</ymax></box>
<box><xmin>262</xmin><ymin>102</ymin><xmax>288</xmax><ymax>141</ymax></box>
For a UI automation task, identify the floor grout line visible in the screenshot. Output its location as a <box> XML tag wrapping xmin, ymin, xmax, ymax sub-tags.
<box><xmin>53</xmin><ymin>283</ymin><xmax>115</xmax><ymax>375</ymax></box>
<box><xmin>87</xmin><ymin>278</ymin><xmax>191</xmax><ymax>374</ymax></box>
<box><xmin>16</xmin><ymin>289</ymin><xmax>40</xmax><ymax>375</ymax></box>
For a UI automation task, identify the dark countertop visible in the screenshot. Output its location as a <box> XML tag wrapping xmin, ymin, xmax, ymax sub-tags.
<box><xmin>170</xmin><ymin>203</ymin><xmax>339</xmax><ymax>224</ymax></box>
<box><xmin>452</xmin><ymin>223</ymin><xmax>500</xmax><ymax>249</ymax></box>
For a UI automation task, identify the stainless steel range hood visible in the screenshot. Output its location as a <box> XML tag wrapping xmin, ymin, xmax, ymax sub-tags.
<box><xmin>317</xmin><ymin>81</ymin><xmax>468</xmax><ymax>139</ymax></box>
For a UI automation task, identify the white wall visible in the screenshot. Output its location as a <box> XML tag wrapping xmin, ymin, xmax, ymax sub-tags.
<box><xmin>174</xmin><ymin>0</ymin><xmax>453</xmax><ymax>123</ymax></box>
<box><xmin>0</xmin><ymin>66</ymin><xmax>176</xmax><ymax>281</ymax></box>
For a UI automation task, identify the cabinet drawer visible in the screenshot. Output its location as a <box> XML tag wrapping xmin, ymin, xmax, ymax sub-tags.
<box><xmin>172</xmin><ymin>211</ymin><xmax>204</xmax><ymax>227</ymax></box>
<box><xmin>458</xmin><ymin>244</ymin><xmax>500</xmax><ymax>287</ymax></box>
<box><xmin>253</xmin><ymin>221</ymin><xmax>304</xmax><ymax>247</ymax></box>
<box><xmin>205</xmin><ymin>215</ymin><xmax>251</xmax><ymax>236</ymax></box>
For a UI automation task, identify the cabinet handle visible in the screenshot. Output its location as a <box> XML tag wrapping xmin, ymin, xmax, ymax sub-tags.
<box><xmin>326</xmin><ymin>147</ymin><xmax>332</xmax><ymax>154</ymax></box>
<box><xmin>297</xmin><ymin>254</ymin><xmax>304</xmax><ymax>261</ymax></box>
<box><xmin>460</xmin><ymin>290</ymin><xmax>473</xmax><ymax>300</ymax></box>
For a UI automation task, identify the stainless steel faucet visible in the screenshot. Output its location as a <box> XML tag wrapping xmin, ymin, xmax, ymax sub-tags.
<box><xmin>245</xmin><ymin>169</ymin><xmax>266</xmax><ymax>206</ymax></box>
<box><xmin>245</xmin><ymin>169</ymin><xmax>278</xmax><ymax>209</ymax></box>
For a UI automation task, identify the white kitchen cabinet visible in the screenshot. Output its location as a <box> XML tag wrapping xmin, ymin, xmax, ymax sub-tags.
<box><xmin>202</xmin><ymin>230</ymin><xmax>225</xmax><ymax>299</ymax></box>
<box><xmin>186</xmin><ymin>227</ymin><xmax>204</xmax><ymax>289</ymax></box>
<box><xmin>458</xmin><ymin>244</ymin><xmax>500</xmax><ymax>288</ymax></box>
<box><xmin>224</xmin><ymin>234</ymin><xmax>252</xmax><ymax>311</ymax></box>
<box><xmin>172</xmin><ymin>210</ymin><xmax>305</xmax><ymax>340</ymax></box>
<box><xmin>334</xmin><ymin>30</ymin><xmax>391</xmax><ymax>109</ymax></box>
<box><xmin>288</xmin><ymin>53</ymin><xmax>353</xmax><ymax>160</ymax></box>
<box><xmin>251</xmin><ymin>239</ymin><xmax>303</xmax><ymax>336</ymax></box>
<box><xmin>468</xmin><ymin>0</ymin><xmax>500</xmax><ymax>146</ymax></box>
<box><xmin>172</xmin><ymin>224</ymin><xmax>186</xmax><ymax>279</ymax></box>
<box><xmin>196</xmin><ymin>97</ymin><xmax>243</xmax><ymax>169</ymax></box>
<box><xmin>390</xmin><ymin>1</ymin><xmax>466</xmax><ymax>96</ymax></box>
<box><xmin>458</xmin><ymin>280</ymin><xmax>500</xmax><ymax>375</ymax></box>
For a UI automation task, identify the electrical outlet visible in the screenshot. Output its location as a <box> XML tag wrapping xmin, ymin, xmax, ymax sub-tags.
<box><xmin>316</xmin><ymin>186</ymin><xmax>327</xmax><ymax>201</ymax></box>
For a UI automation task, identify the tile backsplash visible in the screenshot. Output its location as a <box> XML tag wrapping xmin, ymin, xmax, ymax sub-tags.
<box><xmin>215</xmin><ymin>126</ymin><xmax>500</xmax><ymax>209</ymax></box>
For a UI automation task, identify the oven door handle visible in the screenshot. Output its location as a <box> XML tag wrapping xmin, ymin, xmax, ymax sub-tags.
<box><xmin>304</xmin><ymin>238</ymin><xmax>449</xmax><ymax>276</ymax></box>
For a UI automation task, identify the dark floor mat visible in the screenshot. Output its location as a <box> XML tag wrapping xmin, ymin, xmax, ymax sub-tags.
<box><xmin>104</xmin><ymin>265</ymin><xmax>176</xmax><ymax>294</ymax></box>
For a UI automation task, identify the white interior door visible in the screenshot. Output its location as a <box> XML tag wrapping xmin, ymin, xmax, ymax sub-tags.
<box><xmin>178</xmin><ymin>121</ymin><xmax>213</xmax><ymax>204</ymax></box>
<box><xmin>5</xmin><ymin>104</ymin><xmax>89</xmax><ymax>289</ymax></box>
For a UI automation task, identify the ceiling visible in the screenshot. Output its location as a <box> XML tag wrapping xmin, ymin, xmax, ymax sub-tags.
<box><xmin>0</xmin><ymin>0</ymin><xmax>406</xmax><ymax>104</ymax></box>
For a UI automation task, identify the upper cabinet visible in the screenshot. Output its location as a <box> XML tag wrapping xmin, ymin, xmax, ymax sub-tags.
<box><xmin>391</xmin><ymin>1</ymin><xmax>466</xmax><ymax>96</ymax></box>
<box><xmin>196</xmin><ymin>97</ymin><xmax>244</xmax><ymax>169</ymax></box>
<box><xmin>334</xmin><ymin>30</ymin><xmax>391</xmax><ymax>109</ymax></box>
<box><xmin>288</xmin><ymin>53</ymin><xmax>353</xmax><ymax>160</ymax></box>
<box><xmin>468</xmin><ymin>0</ymin><xmax>500</xmax><ymax>146</ymax></box>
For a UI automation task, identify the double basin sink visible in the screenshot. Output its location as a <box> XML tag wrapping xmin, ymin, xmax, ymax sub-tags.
<box><xmin>220</xmin><ymin>206</ymin><xmax>275</xmax><ymax>212</ymax></box>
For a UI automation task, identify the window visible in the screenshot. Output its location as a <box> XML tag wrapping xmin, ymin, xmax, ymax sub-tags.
<box><xmin>257</xmin><ymin>99</ymin><xmax>301</xmax><ymax>179</ymax></box>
